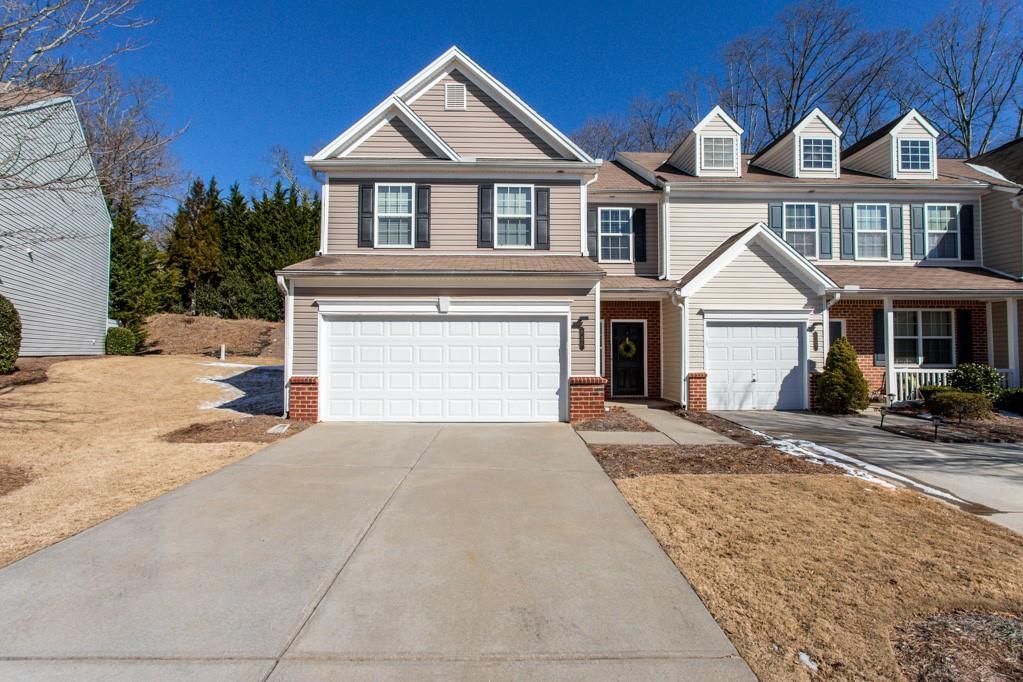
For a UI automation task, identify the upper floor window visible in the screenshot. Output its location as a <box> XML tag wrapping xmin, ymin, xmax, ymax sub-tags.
<box><xmin>899</xmin><ymin>139</ymin><xmax>932</xmax><ymax>171</ymax></box>
<box><xmin>375</xmin><ymin>183</ymin><xmax>414</xmax><ymax>247</ymax></box>
<box><xmin>801</xmin><ymin>138</ymin><xmax>834</xmax><ymax>170</ymax></box>
<box><xmin>894</xmin><ymin>310</ymin><xmax>954</xmax><ymax>366</ymax></box>
<box><xmin>599</xmin><ymin>208</ymin><xmax>632</xmax><ymax>262</ymax></box>
<box><xmin>854</xmin><ymin>204</ymin><xmax>888</xmax><ymax>260</ymax></box>
<box><xmin>925</xmin><ymin>204</ymin><xmax>959</xmax><ymax>259</ymax></box>
<box><xmin>784</xmin><ymin>203</ymin><xmax>817</xmax><ymax>258</ymax></box>
<box><xmin>495</xmin><ymin>185</ymin><xmax>533</xmax><ymax>248</ymax></box>
<box><xmin>702</xmin><ymin>137</ymin><xmax>735</xmax><ymax>170</ymax></box>
<box><xmin>444</xmin><ymin>82</ymin><xmax>466</xmax><ymax>110</ymax></box>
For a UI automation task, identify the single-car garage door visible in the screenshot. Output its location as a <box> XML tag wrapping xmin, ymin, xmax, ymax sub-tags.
<box><xmin>705</xmin><ymin>322</ymin><xmax>805</xmax><ymax>410</ymax></box>
<box><xmin>321</xmin><ymin>316</ymin><xmax>565</xmax><ymax>422</ymax></box>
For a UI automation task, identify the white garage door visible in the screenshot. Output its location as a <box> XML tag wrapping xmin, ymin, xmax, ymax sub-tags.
<box><xmin>706</xmin><ymin>322</ymin><xmax>805</xmax><ymax>411</ymax></box>
<box><xmin>321</xmin><ymin>316</ymin><xmax>565</xmax><ymax>422</ymax></box>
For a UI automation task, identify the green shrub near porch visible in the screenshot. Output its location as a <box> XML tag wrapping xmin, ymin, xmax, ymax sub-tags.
<box><xmin>105</xmin><ymin>327</ymin><xmax>138</xmax><ymax>355</ymax></box>
<box><xmin>947</xmin><ymin>363</ymin><xmax>1004</xmax><ymax>401</ymax></box>
<box><xmin>925</xmin><ymin>390</ymin><xmax>992</xmax><ymax>421</ymax></box>
<box><xmin>996</xmin><ymin>388</ymin><xmax>1023</xmax><ymax>415</ymax></box>
<box><xmin>816</xmin><ymin>336</ymin><xmax>869</xmax><ymax>413</ymax></box>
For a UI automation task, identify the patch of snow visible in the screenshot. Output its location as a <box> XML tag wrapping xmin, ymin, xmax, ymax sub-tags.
<box><xmin>267</xmin><ymin>423</ymin><xmax>289</xmax><ymax>435</ymax></box>
<box><xmin>798</xmin><ymin>651</ymin><xmax>819</xmax><ymax>672</ymax></box>
<box><xmin>200</xmin><ymin>361</ymin><xmax>260</xmax><ymax>369</ymax></box>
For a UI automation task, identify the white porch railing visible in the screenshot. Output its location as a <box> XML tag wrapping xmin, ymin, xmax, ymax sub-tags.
<box><xmin>893</xmin><ymin>367</ymin><xmax>1014</xmax><ymax>402</ymax></box>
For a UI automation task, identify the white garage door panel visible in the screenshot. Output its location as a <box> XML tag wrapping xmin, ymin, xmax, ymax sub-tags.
<box><xmin>706</xmin><ymin>322</ymin><xmax>804</xmax><ymax>411</ymax></box>
<box><xmin>323</xmin><ymin>316</ymin><xmax>564</xmax><ymax>421</ymax></box>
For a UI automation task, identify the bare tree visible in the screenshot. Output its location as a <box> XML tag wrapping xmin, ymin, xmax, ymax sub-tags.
<box><xmin>250</xmin><ymin>145</ymin><xmax>317</xmax><ymax>195</ymax></box>
<box><xmin>907</xmin><ymin>0</ymin><xmax>1023</xmax><ymax>157</ymax></box>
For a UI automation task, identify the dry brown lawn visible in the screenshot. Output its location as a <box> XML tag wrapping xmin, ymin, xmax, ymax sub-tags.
<box><xmin>0</xmin><ymin>355</ymin><xmax>286</xmax><ymax>568</ymax></box>
<box><xmin>572</xmin><ymin>406</ymin><xmax>656</xmax><ymax>432</ymax></box>
<box><xmin>144</xmin><ymin>313</ymin><xmax>283</xmax><ymax>357</ymax></box>
<box><xmin>615</xmin><ymin>473</ymin><xmax>1023</xmax><ymax>680</ymax></box>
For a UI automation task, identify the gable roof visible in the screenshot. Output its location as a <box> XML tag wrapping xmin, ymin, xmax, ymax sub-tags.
<box><xmin>750</xmin><ymin>108</ymin><xmax>842</xmax><ymax>164</ymax></box>
<box><xmin>842</xmin><ymin>109</ymin><xmax>937</xmax><ymax>158</ymax></box>
<box><xmin>693</xmin><ymin>105</ymin><xmax>744</xmax><ymax>135</ymax></box>
<box><xmin>310</xmin><ymin>47</ymin><xmax>594</xmax><ymax>164</ymax></box>
<box><xmin>591</xmin><ymin>159</ymin><xmax>659</xmax><ymax>192</ymax></box>
<box><xmin>328</xmin><ymin>96</ymin><xmax>461</xmax><ymax>160</ymax></box>
<box><xmin>968</xmin><ymin>137</ymin><xmax>1023</xmax><ymax>186</ymax></box>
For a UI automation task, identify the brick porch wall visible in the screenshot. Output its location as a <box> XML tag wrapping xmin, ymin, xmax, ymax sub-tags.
<box><xmin>569</xmin><ymin>376</ymin><xmax>607</xmax><ymax>421</ymax></box>
<box><xmin>686</xmin><ymin>372</ymin><xmax>707</xmax><ymax>411</ymax></box>
<box><xmin>601</xmin><ymin>300</ymin><xmax>661</xmax><ymax>399</ymax></box>
<box><xmin>829</xmin><ymin>299</ymin><xmax>989</xmax><ymax>393</ymax></box>
<box><xmin>288</xmin><ymin>376</ymin><xmax>318</xmax><ymax>422</ymax></box>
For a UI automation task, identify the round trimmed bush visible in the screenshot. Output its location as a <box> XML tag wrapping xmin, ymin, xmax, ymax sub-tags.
<box><xmin>948</xmin><ymin>363</ymin><xmax>1004</xmax><ymax>401</ymax></box>
<box><xmin>0</xmin><ymin>294</ymin><xmax>21</xmax><ymax>374</ymax></box>
<box><xmin>926</xmin><ymin>390</ymin><xmax>992</xmax><ymax>421</ymax></box>
<box><xmin>918</xmin><ymin>384</ymin><xmax>955</xmax><ymax>402</ymax></box>
<box><xmin>816</xmin><ymin>336</ymin><xmax>869</xmax><ymax>413</ymax></box>
<box><xmin>105</xmin><ymin>327</ymin><xmax>137</xmax><ymax>355</ymax></box>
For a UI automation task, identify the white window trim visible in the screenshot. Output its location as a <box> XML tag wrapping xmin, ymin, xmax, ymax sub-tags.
<box><xmin>700</xmin><ymin>135</ymin><xmax>737</xmax><ymax>171</ymax></box>
<box><xmin>853</xmin><ymin>202</ymin><xmax>890</xmax><ymax>261</ymax></box>
<box><xmin>898</xmin><ymin>137</ymin><xmax>934</xmax><ymax>173</ymax></box>
<box><xmin>782</xmin><ymin>201</ymin><xmax>819</xmax><ymax>260</ymax></box>
<box><xmin>598</xmin><ymin>206</ymin><xmax>634</xmax><ymax>263</ymax></box>
<box><xmin>444</xmin><ymin>82</ymin><xmax>467</xmax><ymax>111</ymax></box>
<box><xmin>893</xmin><ymin>308</ymin><xmax>956</xmax><ymax>368</ymax></box>
<box><xmin>924</xmin><ymin>203</ymin><xmax>961</xmax><ymax>261</ymax></box>
<box><xmin>373</xmin><ymin>182</ymin><xmax>415</xmax><ymax>249</ymax></box>
<box><xmin>610</xmin><ymin>319</ymin><xmax>647</xmax><ymax>397</ymax></box>
<box><xmin>799</xmin><ymin>137</ymin><xmax>835</xmax><ymax>172</ymax></box>
<box><xmin>494</xmin><ymin>183</ymin><xmax>534</xmax><ymax>249</ymax></box>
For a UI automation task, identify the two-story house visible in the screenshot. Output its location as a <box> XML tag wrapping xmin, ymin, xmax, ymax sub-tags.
<box><xmin>277</xmin><ymin>47</ymin><xmax>1023</xmax><ymax>422</ymax></box>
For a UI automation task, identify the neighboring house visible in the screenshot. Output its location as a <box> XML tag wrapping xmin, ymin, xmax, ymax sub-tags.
<box><xmin>278</xmin><ymin>48</ymin><xmax>1023</xmax><ymax>421</ymax></box>
<box><xmin>0</xmin><ymin>88</ymin><xmax>111</xmax><ymax>356</ymax></box>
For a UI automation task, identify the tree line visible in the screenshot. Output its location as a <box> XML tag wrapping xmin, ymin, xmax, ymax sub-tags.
<box><xmin>573</xmin><ymin>0</ymin><xmax>1023</xmax><ymax>159</ymax></box>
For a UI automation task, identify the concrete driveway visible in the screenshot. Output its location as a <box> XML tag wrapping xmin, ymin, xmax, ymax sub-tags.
<box><xmin>0</xmin><ymin>423</ymin><xmax>751</xmax><ymax>681</ymax></box>
<box><xmin>718</xmin><ymin>410</ymin><xmax>1023</xmax><ymax>533</ymax></box>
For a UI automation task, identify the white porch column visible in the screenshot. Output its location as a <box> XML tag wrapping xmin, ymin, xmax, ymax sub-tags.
<box><xmin>884</xmin><ymin>297</ymin><xmax>896</xmax><ymax>401</ymax></box>
<box><xmin>1007</xmin><ymin>297</ymin><xmax>1020</xmax><ymax>388</ymax></box>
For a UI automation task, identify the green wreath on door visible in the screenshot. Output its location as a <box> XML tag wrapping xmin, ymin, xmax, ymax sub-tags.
<box><xmin>617</xmin><ymin>336</ymin><xmax>638</xmax><ymax>359</ymax></box>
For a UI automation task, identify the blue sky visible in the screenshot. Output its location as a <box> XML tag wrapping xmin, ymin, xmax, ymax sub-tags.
<box><xmin>111</xmin><ymin>0</ymin><xmax>955</xmax><ymax>200</ymax></box>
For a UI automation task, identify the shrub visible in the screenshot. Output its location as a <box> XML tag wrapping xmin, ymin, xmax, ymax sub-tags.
<box><xmin>918</xmin><ymin>384</ymin><xmax>955</xmax><ymax>402</ymax></box>
<box><xmin>948</xmin><ymin>363</ymin><xmax>1004</xmax><ymax>401</ymax></box>
<box><xmin>996</xmin><ymin>388</ymin><xmax>1023</xmax><ymax>415</ymax></box>
<box><xmin>815</xmin><ymin>336</ymin><xmax>869</xmax><ymax>413</ymax></box>
<box><xmin>105</xmin><ymin>327</ymin><xmax>137</xmax><ymax>355</ymax></box>
<box><xmin>0</xmin><ymin>294</ymin><xmax>21</xmax><ymax>374</ymax></box>
<box><xmin>925</xmin><ymin>390</ymin><xmax>992</xmax><ymax>421</ymax></box>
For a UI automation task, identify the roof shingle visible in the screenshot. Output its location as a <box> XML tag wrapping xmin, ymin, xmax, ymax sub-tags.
<box><xmin>820</xmin><ymin>265</ymin><xmax>1023</xmax><ymax>292</ymax></box>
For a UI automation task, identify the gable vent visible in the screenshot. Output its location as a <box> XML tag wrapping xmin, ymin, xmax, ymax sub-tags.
<box><xmin>444</xmin><ymin>82</ymin><xmax>467</xmax><ymax>111</ymax></box>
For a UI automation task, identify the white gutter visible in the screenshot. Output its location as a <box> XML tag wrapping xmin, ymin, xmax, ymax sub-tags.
<box><xmin>581</xmin><ymin>168</ymin><xmax>600</xmax><ymax>257</ymax></box>
<box><xmin>276</xmin><ymin>275</ymin><xmax>292</xmax><ymax>417</ymax></box>
<box><xmin>660</xmin><ymin>185</ymin><xmax>671</xmax><ymax>279</ymax></box>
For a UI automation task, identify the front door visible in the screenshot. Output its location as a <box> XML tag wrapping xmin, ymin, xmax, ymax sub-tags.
<box><xmin>611</xmin><ymin>321</ymin><xmax>645</xmax><ymax>396</ymax></box>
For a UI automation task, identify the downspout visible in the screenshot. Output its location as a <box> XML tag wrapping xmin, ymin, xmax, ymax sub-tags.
<box><xmin>822</xmin><ymin>291</ymin><xmax>841</xmax><ymax>357</ymax></box>
<box><xmin>276</xmin><ymin>275</ymin><xmax>291</xmax><ymax>417</ymax></box>
<box><xmin>581</xmin><ymin>169</ymin><xmax>600</xmax><ymax>257</ymax></box>
<box><xmin>660</xmin><ymin>185</ymin><xmax>671</xmax><ymax>279</ymax></box>
<box><xmin>670</xmin><ymin>290</ymin><xmax>687</xmax><ymax>406</ymax></box>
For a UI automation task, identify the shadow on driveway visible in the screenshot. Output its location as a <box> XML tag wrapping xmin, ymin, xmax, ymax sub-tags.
<box><xmin>215</xmin><ymin>365</ymin><xmax>283</xmax><ymax>416</ymax></box>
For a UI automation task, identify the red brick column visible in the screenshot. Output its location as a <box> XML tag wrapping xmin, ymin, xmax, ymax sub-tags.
<box><xmin>809</xmin><ymin>371</ymin><xmax>822</xmax><ymax>410</ymax></box>
<box><xmin>569</xmin><ymin>376</ymin><xmax>607</xmax><ymax>422</ymax></box>
<box><xmin>601</xmin><ymin>300</ymin><xmax>662</xmax><ymax>399</ymax></box>
<box><xmin>288</xmin><ymin>376</ymin><xmax>318</xmax><ymax>422</ymax></box>
<box><xmin>687</xmin><ymin>372</ymin><xmax>707</xmax><ymax>411</ymax></box>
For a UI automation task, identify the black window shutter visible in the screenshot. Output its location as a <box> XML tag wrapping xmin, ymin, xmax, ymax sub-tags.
<box><xmin>587</xmin><ymin>207</ymin><xmax>598</xmax><ymax>261</ymax></box>
<box><xmin>873</xmin><ymin>308</ymin><xmax>886</xmax><ymax>366</ymax></box>
<box><xmin>768</xmin><ymin>203</ymin><xmax>783</xmax><ymax>238</ymax></box>
<box><xmin>956</xmin><ymin>309</ymin><xmax>973</xmax><ymax>363</ymax></box>
<box><xmin>534</xmin><ymin>187</ymin><xmax>550</xmax><ymax>250</ymax></box>
<box><xmin>633</xmin><ymin>208</ymin><xmax>647</xmax><ymax>262</ymax></box>
<box><xmin>889</xmin><ymin>205</ymin><xmax>904</xmax><ymax>260</ymax></box>
<box><xmin>840</xmin><ymin>204</ymin><xmax>854</xmax><ymax>259</ymax></box>
<box><xmin>818</xmin><ymin>204</ymin><xmax>832</xmax><ymax>259</ymax></box>
<box><xmin>477</xmin><ymin>184</ymin><xmax>494</xmax><ymax>248</ymax></box>
<box><xmin>910</xmin><ymin>204</ymin><xmax>925</xmax><ymax>259</ymax></box>
<box><xmin>960</xmin><ymin>204</ymin><xmax>975</xmax><ymax>260</ymax></box>
<box><xmin>415</xmin><ymin>185</ymin><xmax>431</xmax><ymax>248</ymax></box>
<box><xmin>358</xmin><ymin>184</ymin><xmax>374</xmax><ymax>247</ymax></box>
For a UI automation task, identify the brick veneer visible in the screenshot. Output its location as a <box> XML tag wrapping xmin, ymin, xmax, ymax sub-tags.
<box><xmin>288</xmin><ymin>376</ymin><xmax>318</xmax><ymax>422</ymax></box>
<box><xmin>569</xmin><ymin>376</ymin><xmax>607</xmax><ymax>422</ymax></box>
<box><xmin>601</xmin><ymin>300</ymin><xmax>661</xmax><ymax>399</ymax></box>
<box><xmin>829</xmin><ymin>299</ymin><xmax>989</xmax><ymax>392</ymax></box>
<box><xmin>687</xmin><ymin>372</ymin><xmax>707</xmax><ymax>411</ymax></box>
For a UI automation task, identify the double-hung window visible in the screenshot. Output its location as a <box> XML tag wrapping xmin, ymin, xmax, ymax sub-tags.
<box><xmin>854</xmin><ymin>204</ymin><xmax>888</xmax><ymax>260</ymax></box>
<box><xmin>701</xmin><ymin>137</ymin><xmax>735</xmax><ymax>170</ymax></box>
<box><xmin>899</xmin><ymin>139</ymin><xmax>932</xmax><ymax>172</ymax></box>
<box><xmin>893</xmin><ymin>310</ymin><xmax>954</xmax><ymax>366</ymax></box>
<box><xmin>801</xmin><ymin>138</ymin><xmax>834</xmax><ymax>171</ymax></box>
<box><xmin>783</xmin><ymin>203</ymin><xmax>818</xmax><ymax>258</ymax></box>
<box><xmin>599</xmin><ymin>208</ymin><xmax>632</xmax><ymax>262</ymax></box>
<box><xmin>925</xmin><ymin>204</ymin><xmax>959</xmax><ymax>259</ymax></box>
<box><xmin>375</xmin><ymin>183</ymin><xmax>414</xmax><ymax>247</ymax></box>
<box><xmin>495</xmin><ymin>185</ymin><xmax>533</xmax><ymax>248</ymax></box>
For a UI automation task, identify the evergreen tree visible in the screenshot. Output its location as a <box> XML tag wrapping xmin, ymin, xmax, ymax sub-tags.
<box><xmin>166</xmin><ymin>178</ymin><xmax>224</xmax><ymax>312</ymax></box>
<box><xmin>107</xmin><ymin>199</ymin><xmax>161</xmax><ymax>340</ymax></box>
<box><xmin>816</xmin><ymin>336</ymin><xmax>870</xmax><ymax>413</ymax></box>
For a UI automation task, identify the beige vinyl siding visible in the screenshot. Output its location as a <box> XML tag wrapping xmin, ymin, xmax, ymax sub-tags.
<box><xmin>326</xmin><ymin>179</ymin><xmax>580</xmax><ymax>253</ymax></box>
<box><xmin>589</xmin><ymin>202</ymin><xmax>658</xmax><ymax>275</ymax></box>
<box><xmin>291</xmin><ymin>285</ymin><xmax>597</xmax><ymax>377</ymax></box>
<box><xmin>991</xmin><ymin>301</ymin><xmax>1008</xmax><ymax>368</ymax></box>
<box><xmin>753</xmin><ymin>135</ymin><xmax>794</xmax><ymax>176</ymax></box>
<box><xmin>981</xmin><ymin>190</ymin><xmax>1023</xmax><ymax>277</ymax></box>
<box><xmin>346</xmin><ymin>118</ymin><xmax>439</xmax><ymax>159</ymax></box>
<box><xmin>700</xmin><ymin>115</ymin><xmax>737</xmax><ymax>136</ymax></box>
<box><xmin>685</xmin><ymin>243</ymin><xmax>824</xmax><ymax>373</ymax></box>
<box><xmin>843</xmin><ymin>138</ymin><xmax>891</xmax><ymax>178</ymax></box>
<box><xmin>669</xmin><ymin>133</ymin><xmax>696</xmax><ymax>175</ymax></box>
<box><xmin>409</xmin><ymin>70</ymin><xmax>562</xmax><ymax>159</ymax></box>
<box><xmin>660</xmin><ymin>297</ymin><xmax>682</xmax><ymax>403</ymax></box>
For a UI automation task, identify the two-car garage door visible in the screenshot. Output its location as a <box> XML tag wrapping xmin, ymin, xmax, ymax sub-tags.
<box><xmin>706</xmin><ymin>322</ymin><xmax>805</xmax><ymax>411</ymax></box>
<box><xmin>321</xmin><ymin>316</ymin><xmax>565</xmax><ymax>421</ymax></box>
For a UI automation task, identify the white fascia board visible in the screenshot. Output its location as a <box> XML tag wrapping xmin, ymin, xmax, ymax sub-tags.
<box><xmin>0</xmin><ymin>94</ymin><xmax>74</xmax><ymax>115</ymax></box>
<box><xmin>314</xmin><ymin>96</ymin><xmax>460</xmax><ymax>161</ymax></box>
<box><xmin>306</xmin><ymin>159</ymin><xmax>599</xmax><ymax>176</ymax></box>
<box><xmin>701</xmin><ymin>309</ymin><xmax>812</xmax><ymax>322</ymax></box>
<box><xmin>316</xmin><ymin>298</ymin><xmax>572</xmax><ymax>316</ymax></box>
<box><xmin>965</xmin><ymin>162</ymin><xmax>1018</xmax><ymax>187</ymax></box>
<box><xmin>890</xmin><ymin>108</ymin><xmax>940</xmax><ymax>138</ymax></box>
<box><xmin>693</xmin><ymin>105</ymin><xmax>744</xmax><ymax>135</ymax></box>
<box><xmin>794</xmin><ymin>108</ymin><xmax>843</xmax><ymax>137</ymax></box>
<box><xmin>615</xmin><ymin>155</ymin><xmax>663</xmax><ymax>187</ymax></box>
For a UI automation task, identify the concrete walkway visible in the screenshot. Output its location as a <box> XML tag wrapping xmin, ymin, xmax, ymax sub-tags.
<box><xmin>718</xmin><ymin>410</ymin><xmax>1023</xmax><ymax>534</ymax></box>
<box><xmin>0</xmin><ymin>423</ymin><xmax>752</xmax><ymax>681</ymax></box>
<box><xmin>611</xmin><ymin>401</ymin><xmax>736</xmax><ymax>445</ymax></box>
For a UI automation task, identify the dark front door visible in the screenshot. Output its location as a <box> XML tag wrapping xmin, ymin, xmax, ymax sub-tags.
<box><xmin>611</xmin><ymin>322</ymin><xmax>645</xmax><ymax>396</ymax></box>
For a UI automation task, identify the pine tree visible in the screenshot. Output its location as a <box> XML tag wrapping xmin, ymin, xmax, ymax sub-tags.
<box><xmin>166</xmin><ymin>178</ymin><xmax>224</xmax><ymax>312</ymax></box>
<box><xmin>107</xmin><ymin>199</ymin><xmax>160</xmax><ymax>340</ymax></box>
<box><xmin>816</xmin><ymin>336</ymin><xmax>870</xmax><ymax>413</ymax></box>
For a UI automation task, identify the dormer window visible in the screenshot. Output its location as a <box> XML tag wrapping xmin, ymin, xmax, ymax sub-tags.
<box><xmin>899</xmin><ymin>139</ymin><xmax>932</xmax><ymax>171</ymax></box>
<box><xmin>702</xmin><ymin>137</ymin><xmax>735</xmax><ymax>170</ymax></box>
<box><xmin>801</xmin><ymin>138</ymin><xmax>834</xmax><ymax>171</ymax></box>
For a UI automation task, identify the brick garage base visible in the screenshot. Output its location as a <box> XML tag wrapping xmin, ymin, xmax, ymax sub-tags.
<box><xmin>687</xmin><ymin>372</ymin><xmax>707</xmax><ymax>411</ymax></box>
<box><xmin>601</xmin><ymin>300</ymin><xmax>662</xmax><ymax>399</ymax></box>
<box><xmin>569</xmin><ymin>376</ymin><xmax>607</xmax><ymax>422</ymax></box>
<box><xmin>288</xmin><ymin>376</ymin><xmax>318</xmax><ymax>422</ymax></box>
